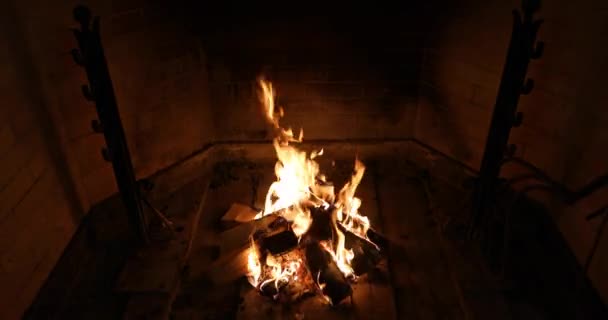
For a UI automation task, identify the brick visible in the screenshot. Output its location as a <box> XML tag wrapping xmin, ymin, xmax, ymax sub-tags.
<box><xmin>9</xmin><ymin>101</ymin><xmax>39</xmax><ymax>138</ymax></box>
<box><xmin>417</xmin><ymin>94</ymin><xmax>491</xmax><ymax>140</ymax></box>
<box><xmin>108</xmin><ymin>8</ymin><xmax>146</xmax><ymax>37</ymax></box>
<box><xmin>0</xmin><ymin>132</ymin><xmax>44</xmax><ymax>188</ymax></box>
<box><xmin>415</xmin><ymin>102</ymin><xmax>487</xmax><ymax>169</ymax></box>
<box><xmin>274</xmin><ymin>82</ymin><xmax>309</xmax><ymax>101</ymax></box>
<box><xmin>0</xmin><ymin>149</ymin><xmax>50</xmax><ymax>222</ymax></box>
<box><xmin>0</xmin><ymin>125</ymin><xmax>15</xmax><ymax>156</ymax></box>
<box><xmin>422</xmin><ymin>52</ymin><xmax>500</xmax><ymax>92</ymax></box>
<box><xmin>518</xmin><ymin>89</ymin><xmax>573</xmax><ymax>139</ymax></box>
<box><xmin>305</xmin><ymin>83</ymin><xmax>364</xmax><ymax>100</ymax></box>
<box><xmin>82</xmin><ymin>164</ymin><xmax>118</xmax><ymax>205</ymax></box>
<box><xmin>70</xmin><ymin>134</ymin><xmax>109</xmax><ymax>178</ymax></box>
<box><xmin>0</xmin><ymin>171</ymin><xmax>76</xmax><ymax>320</ymax></box>
<box><xmin>510</xmin><ymin>127</ymin><xmax>570</xmax><ymax>182</ymax></box>
<box><xmin>561</xmin><ymin>134</ymin><xmax>608</xmax><ymax>189</ymax></box>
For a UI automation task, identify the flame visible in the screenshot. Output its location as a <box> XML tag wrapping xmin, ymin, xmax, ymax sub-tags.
<box><xmin>247</xmin><ymin>77</ymin><xmax>377</xmax><ymax>297</ymax></box>
<box><xmin>246</xmin><ymin>238</ymin><xmax>262</xmax><ymax>287</ymax></box>
<box><xmin>256</xmin><ymin>77</ymin><xmax>323</xmax><ymax>238</ymax></box>
<box><xmin>259</xmin><ymin>255</ymin><xmax>302</xmax><ymax>293</ymax></box>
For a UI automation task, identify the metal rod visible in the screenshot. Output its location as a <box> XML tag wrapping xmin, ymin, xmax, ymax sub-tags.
<box><xmin>469</xmin><ymin>0</ymin><xmax>543</xmax><ymax>238</ymax></box>
<box><xmin>71</xmin><ymin>5</ymin><xmax>149</xmax><ymax>245</ymax></box>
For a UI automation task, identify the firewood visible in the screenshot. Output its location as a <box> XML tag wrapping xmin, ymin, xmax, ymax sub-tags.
<box><xmin>305</xmin><ymin>206</ymin><xmax>334</xmax><ymax>241</ymax></box>
<box><xmin>257</xmin><ymin>229</ymin><xmax>299</xmax><ymax>255</ymax></box>
<box><xmin>219</xmin><ymin>214</ymin><xmax>280</xmax><ymax>255</ymax></box>
<box><xmin>303</xmin><ymin>240</ymin><xmax>352</xmax><ymax>306</ymax></box>
<box><xmin>341</xmin><ymin>226</ymin><xmax>383</xmax><ymax>276</ymax></box>
<box><xmin>367</xmin><ymin>227</ymin><xmax>390</xmax><ymax>251</ymax></box>
<box><xmin>205</xmin><ymin>214</ymin><xmax>280</xmax><ymax>285</ymax></box>
<box><xmin>221</xmin><ymin>203</ymin><xmax>260</xmax><ymax>228</ymax></box>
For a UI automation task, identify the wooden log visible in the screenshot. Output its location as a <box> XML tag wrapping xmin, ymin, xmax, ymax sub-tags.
<box><xmin>366</xmin><ymin>228</ymin><xmax>389</xmax><ymax>251</ymax></box>
<box><xmin>306</xmin><ymin>206</ymin><xmax>334</xmax><ymax>241</ymax></box>
<box><xmin>219</xmin><ymin>214</ymin><xmax>280</xmax><ymax>255</ymax></box>
<box><xmin>257</xmin><ymin>229</ymin><xmax>299</xmax><ymax>255</ymax></box>
<box><xmin>205</xmin><ymin>214</ymin><xmax>280</xmax><ymax>285</ymax></box>
<box><xmin>341</xmin><ymin>227</ymin><xmax>383</xmax><ymax>276</ymax></box>
<box><xmin>304</xmin><ymin>240</ymin><xmax>352</xmax><ymax>306</ymax></box>
<box><xmin>221</xmin><ymin>203</ymin><xmax>260</xmax><ymax>228</ymax></box>
<box><xmin>306</xmin><ymin>205</ymin><xmax>390</xmax><ymax>249</ymax></box>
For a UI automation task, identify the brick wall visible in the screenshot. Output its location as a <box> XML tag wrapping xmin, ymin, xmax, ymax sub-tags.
<box><xmin>199</xmin><ymin>14</ymin><xmax>424</xmax><ymax>141</ymax></box>
<box><xmin>416</xmin><ymin>0</ymin><xmax>608</xmax><ymax>305</ymax></box>
<box><xmin>1</xmin><ymin>1</ymin><xmax>214</xmax><ymax>318</ymax></box>
<box><xmin>1</xmin><ymin>3</ymin><xmax>80</xmax><ymax>319</ymax></box>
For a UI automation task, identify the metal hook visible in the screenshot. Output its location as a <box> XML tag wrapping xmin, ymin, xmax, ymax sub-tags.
<box><xmin>73</xmin><ymin>5</ymin><xmax>92</xmax><ymax>30</ymax></box>
<box><xmin>101</xmin><ymin>148</ymin><xmax>111</xmax><ymax>162</ymax></box>
<box><xmin>70</xmin><ymin>48</ymin><xmax>84</xmax><ymax>66</ymax></box>
<box><xmin>531</xmin><ymin>41</ymin><xmax>544</xmax><ymax>59</ymax></box>
<box><xmin>513</xmin><ymin>112</ymin><xmax>524</xmax><ymax>127</ymax></box>
<box><xmin>81</xmin><ymin>84</ymin><xmax>94</xmax><ymax>101</ymax></box>
<box><xmin>91</xmin><ymin>119</ymin><xmax>103</xmax><ymax>133</ymax></box>
<box><xmin>522</xmin><ymin>78</ymin><xmax>534</xmax><ymax>95</ymax></box>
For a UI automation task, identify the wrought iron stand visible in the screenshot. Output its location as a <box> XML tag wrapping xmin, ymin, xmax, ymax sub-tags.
<box><xmin>71</xmin><ymin>5</ymin><xmax>149</xmax><ymax>245</ymax></box>
<box><xmin>468</xmin><ymin>0</ymin><xmax>543</xmax><ymax>245</ymax></box>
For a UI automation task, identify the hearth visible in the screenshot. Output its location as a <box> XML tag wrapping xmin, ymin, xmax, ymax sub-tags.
<box><xmin>5</xmin><ymin>0</ymin><xmax>607</xmax><ymax>319</ymax></box>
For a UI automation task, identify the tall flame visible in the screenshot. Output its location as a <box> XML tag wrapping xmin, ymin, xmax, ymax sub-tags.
<box><xmin>247</xmin><ymin>77</ymin><xmax>376</xmax><ymax>297</ymax></box>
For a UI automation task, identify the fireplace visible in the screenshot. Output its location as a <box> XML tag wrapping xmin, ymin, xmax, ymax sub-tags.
<box><xmin>2</xmin><ymin>0</ymin><xmax>608</xmax><ymax>319</ymax></box>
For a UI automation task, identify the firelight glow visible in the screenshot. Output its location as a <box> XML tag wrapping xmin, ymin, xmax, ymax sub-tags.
<box><xmin>246</xmin><ymin>77</ymin><xmax>377</xmax><ymax>301</ymax></box>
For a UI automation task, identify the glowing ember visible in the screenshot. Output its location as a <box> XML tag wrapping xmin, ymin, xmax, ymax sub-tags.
<box><xmin>246</xmin><ymin>77</ymin><xmax>378</xmax><ymax>303</ymax></box>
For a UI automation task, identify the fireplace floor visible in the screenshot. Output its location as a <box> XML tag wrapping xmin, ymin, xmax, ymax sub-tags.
<box><xmin>167</xmin><ymin>158</ymin><xmax>511</xmax><ymax>320</ymax></box>
<box><xmin>27</xmin><ymin>149</ymin><xmax>607</xmax><ymax>319</ymax></box>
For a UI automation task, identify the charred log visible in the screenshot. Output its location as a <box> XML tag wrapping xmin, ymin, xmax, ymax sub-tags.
<box><xmin>305</xmin><ymin>206</ymin><xmax>334</xmax><ymax>241</ymax></box>
<box><xmin>341</xmin><ymin>226</ymin><xmax>383</xmax><ymax>275</ymax></box>
<box><xmin>257</xmin><ymin>230</ymin><xmax>299</xmax><ymax>255</ymax></box>
<box><xmin>304</xmin><ymin>240</ymin><xmax>352</xmax><ymax>306</ymax></box>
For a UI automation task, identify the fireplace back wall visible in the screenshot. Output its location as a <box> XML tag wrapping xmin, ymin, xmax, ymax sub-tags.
<box><xmin>193</xmin><ymin>7</ymin><xmax>426</xmax><ymax>141</ymax></box>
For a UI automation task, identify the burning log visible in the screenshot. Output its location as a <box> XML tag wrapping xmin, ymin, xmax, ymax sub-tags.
<box><xmin>219</xmin><ymin>214</ymin><xmax>281</xmax><ymax>255</ymax></box>
<box><xmin>367</xmin><ymin>227</ymin><xmax>389</xmax><ymax>251</ymax></box>
<box><xmin>226</xmin><ymin>79</ymin><xmax>391</xmax><ymax>309</ymax></box>
<box><xmin>341</xmin><ymin>226</ymin><xmax>383</xmax><ymax>276</ymax></box>
<box><xmin>305</xmin><ymin>206</ymin><xmax>334</xmax><ymax>241</ymax></box>
<box><xmin>304</xmin><ymin>240</ymin><xmax>352</xmax><ymax>306</ymax></box>
<box><xmin>304</xmin><ymin>205</ymin><xmax>386</xmax><ymax>276</ymax></box>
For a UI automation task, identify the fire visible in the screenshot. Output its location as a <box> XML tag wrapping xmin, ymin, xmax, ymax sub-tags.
<box><xmin>259</xmin><ymin>255</ymin><xmax>301</xmax><ymax>293</ymax></box>
<box><xmin>246</xmin><ymin>238</ymin><xmax>262</xmax><ymax>287</ymax></box>
<box><xmin>246</xmin><ymin>77</ymin><xmax>377</xmax><ymax>301</ymax></box>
